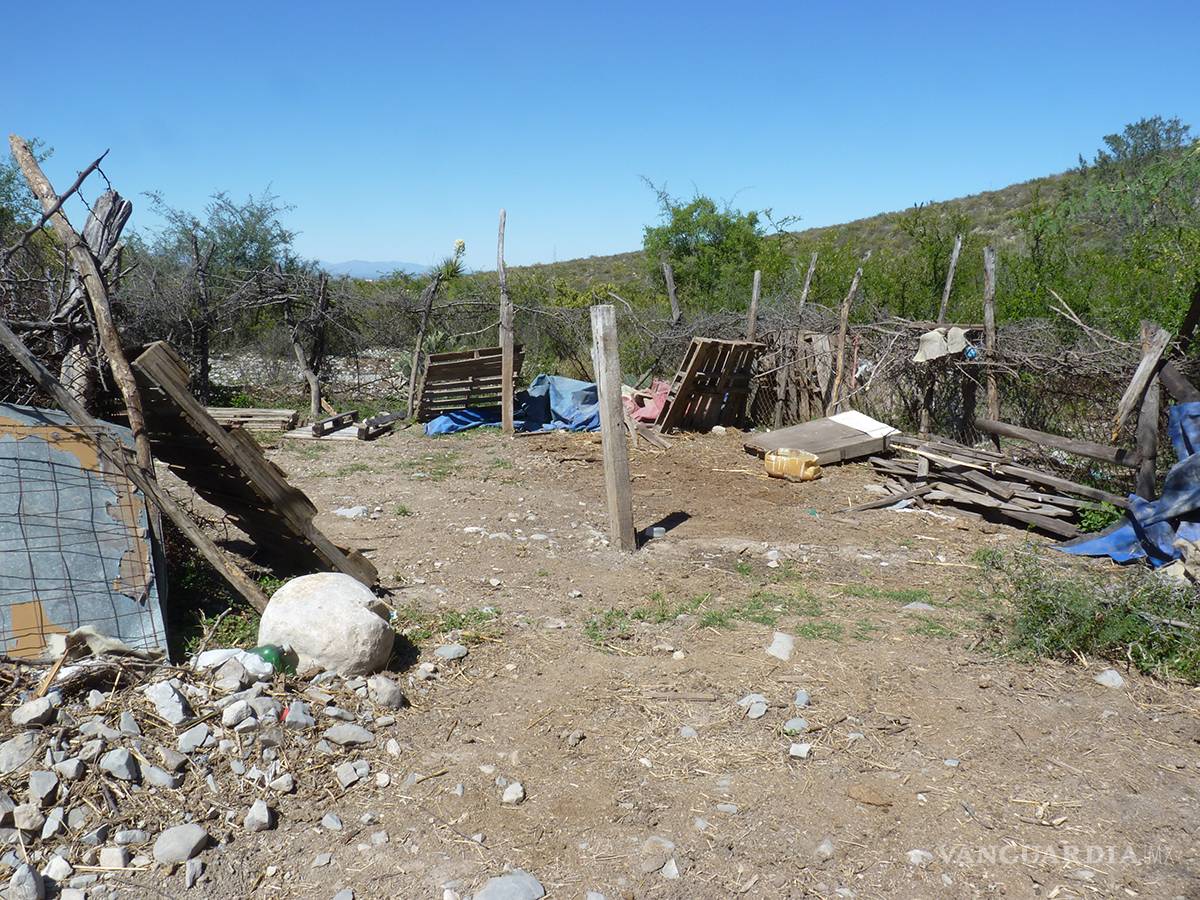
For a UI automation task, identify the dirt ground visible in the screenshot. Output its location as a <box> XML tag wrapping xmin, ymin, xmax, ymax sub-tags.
<box><xmin>173</xmin><ymin>426</ymin><xmax>1200</xmax><ymax>898</ymax></box>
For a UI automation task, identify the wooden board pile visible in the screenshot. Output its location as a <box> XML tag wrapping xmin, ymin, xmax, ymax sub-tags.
<box><xmin>862</xmin><ymin>433</ymin><xmax>1131</xmax><ymax>539</ymax></box>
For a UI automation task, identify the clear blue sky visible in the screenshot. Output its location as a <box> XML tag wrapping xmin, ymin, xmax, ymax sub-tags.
<box><xmin>4</xmin><ymin>1</ymin><xmax>1197</xmax><ymax>270</ymax></box>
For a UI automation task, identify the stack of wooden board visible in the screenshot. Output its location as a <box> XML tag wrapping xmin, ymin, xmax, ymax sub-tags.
<box><xmin>655</xmin><ymin>337</ymin><xmax>763</xmax><ymax>432</ymax></box>
<box><xmin>860</xmin><ymin>433</ymin><xmax>1131</xmax><ymax>538</ymax></box>
<box><xmin>415</xmin><ymin>345</ymin><xmax>524</xmax><ymax>423</ymax></box>
<box><xmin>206</xmin><ymin>407</ymin><xmax>298</xmax><ymax>431</ymax></box>
<box><xmin>132</xmin><ymin>342</ymin><xmax>377</xmax><ymax>585</ymax></box>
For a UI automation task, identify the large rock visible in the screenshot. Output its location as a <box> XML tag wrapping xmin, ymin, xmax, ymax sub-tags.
<box><xmin>474</xmin><ymin>870</ymin><xmax>546</xmax><ymax>900</ymax></box>
<box><xmin>257</xmin><ymin>573</ymin><xmax>394</xmax><ymax>676</ymax></box>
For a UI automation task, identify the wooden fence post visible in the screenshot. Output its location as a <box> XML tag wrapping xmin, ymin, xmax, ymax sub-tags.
<box><xmin>662</xmin><ymin>256</ymin><xmax>681</xmax><ymax>326</ymax></box>
<box><xmin>498</xmin><ymin>209</ymin><xmax>514</xmax><ymax>435</ymax></box>
<box><xmin>1135</xmin><ymin>321</ymin><xmax>1162</xmax><ymax>500</ymax></box>
<box><xmin>590</xmin><ymin>304</ymin><xmax>635</xmax><ymax>551</ymax></box>
<box><xmin>797</xmin><ymin>251</ymin><xmax>817</xmax><ymax>320</ymax></box>
<box><xmin>746</xmin><ymin>270</ymin><xmax>762</xmax><ymax>341</ymax></box>
<box><xmin>982</xmin><ymin>246</ymin><xmax>1000</xmax><ymax>448</ymax></box>
<box><xmin>827</xmin><ymin>253</ymin><xmax>868</xmax><ymax>415</ymax></box>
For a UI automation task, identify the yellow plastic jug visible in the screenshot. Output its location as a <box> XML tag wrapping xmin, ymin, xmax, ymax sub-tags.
<box><xmin>764</xmin><ymin>448</ymin><xmax>821</xmax><ymax>482</ymax></box>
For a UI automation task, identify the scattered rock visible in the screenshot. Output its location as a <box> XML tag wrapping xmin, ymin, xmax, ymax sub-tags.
<box><xmin>815</xmin><ymin>837</ymin><xmax>835</xmax><ymax>862</ymax></box>
<box><xmin>324</xmin><ymin>724</ymin><xmax>375</xmax><ymax>746</ymax></box>
<box><xmin>473</xmin><ymin>869</ymin><xmax>546</xmax><ymax>900</ymax></box>
<box><xmin>765</xmin><ymin>631</ymin><xmax>794</xmax><ymax>661</ymax></box>
<box><xmin>99</xmin><ymin>846</ymin><xmax>131</xmax><ymax>868</ymax></box>
<box><xmin>153</xmin><ymin>823</ymin><xmax>209</xmax><ymax>864</ymax></box>
<box><xmin>661</xmin><ymin>858</ymin><xmax>680</xmax><ymax>880</ymax></box>
<box><xmin>145</xmin><ymin>681</ymin><xmax>193</xmax><ymax>725</ymax></box>
<box><xmin>501</xmin><ymin>782</ymin><xmax>526</xmax><ymax>804</ymax></box>
<box><xmin>13</xmin><ymin>803</ymin><xmax>44</xmax><ymax>831</ymax></box>
<box><xmin>789</xmin><ymin>743</ymin><xmax>813</xmax><ymax>759</ymax></box>
<box><xmin>334</xmin><ymin>761</ymin><xmax>361</xmax><ymax>788</ymax></box>
<box><xmin>322</xmin><ymin>813</ymin><xmax>344</xmax><ymax>831</ymax></box>
<box><xmin>27</xmin><ymin>771</ymin><xmax>58</xmax><ymax>806</ymax></box>
<box><xmin>434</xmin><ymin>644</ymin><xmax>468</xmax><ymax>661</ymax></box>
<box><xmin>678</xmin><ymin>726</ymin><xmax>698</xmax><ymax>738</ymax></box>
<box><xmin>366</xmin><ymin>675</ymin><xmax>406</xmax><ymax>709</ymax></box>
<box><xmin>311</xmin><ymin>852</ymin><xmax>332</xmax><ymax>868</ymax></box>
<box><xmin>221</xmin><ymin>699</ymin><xmax>254</xmax><ymax>727</ymax></box>
<box><xmin>333</xmin><ymin>505</ymin><xmax>369</xmax><ymax>519</ymax></box>
<box><xmin>902</xmin><ymin>601</ymin><xmax>937</xmax><ymax>612</ymax></box>
<box><xmin>185</xmin><ymin>858</ymin><xmax>204</xmax><ymax>889</ymax></box>
<box><xmin>118</xmin><ymin>710</ymin><xmax>141</xmax><ymax>735</ymax></box>
<box><xmin>258</xmin><ymin>573</ymin><xmax>395</xmax><ymax>676</ymax></box>
<box><xmin>737</xmin><ymin>693</ymin><xmax>768</xmax><ymax>719</ymax></box>
<box><xmin>1094</xmin><ymin>668</ymin><xmax>1125</xmax><ymax>689</ymax></box>
<box><xmin>54</xmin><ymin>758</ymin><xmax>85</xmax><ymax>781</ymax></box>
<box><xmin>115</xmin><ymin>829</ymin><xmax>151</xmax><ymax>845</ymax></box>
<box><xmin>793</xmin><ymin>689</ymin><xmax>811</xmax><ymax>708</ymax></box>
<box><xmin>44</xmin><ymin>854</ymin><xmax>73</xmax><ymax>881</ymax></box>
<box><xmin>284</xmin><ymin>701</ymin><xmax>316</xmax><ymax>730</ymax></box>
<box><xmin>638</xmin><ymin>836</ymin><xmax>676</xmax><ymax>874</ymax></box>
<box><xmin>177</xmin><ymin>723</ymin><xmax>210</xmax><ymax>754</ymax></box>
<box><xmin>244</xmin><ymin>799</ymin><xmax>274</xmax><ymax>832</ymax></box>
<box><xmin>11</xmin><ymin>697</ymin><xmax>55</xmax><ymax>727</ymax></box>
<box><xmin>783</xmin><ymin>717</ymin><xmax>808</xmax><ymax>735</ymax></box>
<box><xmin>565</xmin><ymin>730</ymin><xmax>585</xmax><ymax>748</ymax></box>
<box><xmin>0</xmin><ymin>732</ymin><xmax>39</xmax><ymax>775</ymax></box>
<box><xmin>99</xmin><ymin>749</ymin><xmax>140</xmax><ymax>782</ymax></box>
<box><xmin>906</xmin><ymin>849</ymin><xmax>934</xmax><ymax>867</ymax></box>
<box><xmin>6</xmin><ymin>864</ymin><xmax>44</xmax><ymax>900</ymax></box>
<box><xmin>269</xmin><ymin>774</ymin><xmax>295</xmax><ymax>793</ymax></box>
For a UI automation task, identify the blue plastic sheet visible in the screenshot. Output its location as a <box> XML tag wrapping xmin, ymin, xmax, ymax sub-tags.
<box><xmin>1059</xmin><ymin>401</ymin><xmax>1200</xmax><ymax>566</ymax></box>
<box><xmin>423</xmin><ymin>374</ymin><xmax>600</xmax><ymax>436</ymax></box>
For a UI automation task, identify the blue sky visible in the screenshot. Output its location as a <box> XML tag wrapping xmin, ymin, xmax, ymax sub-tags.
<box><xmin>3</xmin><ymin>1</ymin><xmax>1197</xmax><ymax>270</ymax></box>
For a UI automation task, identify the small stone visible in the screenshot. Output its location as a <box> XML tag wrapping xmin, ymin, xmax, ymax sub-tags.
<box><xmin>793</xmin><ymin>689</ymin><xmax>811</xmax><ymax>708</ymax></box>
<box><xmin>6</xmin><ymin>864</ymin><xmax>44</xmax><ymax>900</ymax></box>
<box><xmin>322</xmin><ymin>813</ymin><xmax>344</xmax><ymax>830</ymax></box>
<box><xmin>143</xmin><ymin>765</ymin><xmax>182</xmax><ymax>789</ymax></box>
<box><xmin>332</xmin><ymin>891</ymin><xmax>354</xmax><ymax>900</ymax></box>
<box><xmin>765</xmin><ymin>631</ymin><xmax>794</xmax><ymax>661</ymax></box>
<box><xmin>87</xmin><ymin>690</ymin><xmax>106</xmax><ymax>709</ymax></box>
<box><xmin>815</xmin><ymin>837</ymin><xmax>835</xmax><ymax>862</ymax></box>
<box><xmin>902</xmin><ymin>601</ymin><xmax>936</xmax><ymax>612</ymax></box>
<box><xmin>159</xmin><ymin>747</ymin><xmax>188</xmax><ymax>772</ymax></box>
<box><xmin>153</xmin><ymin>823</ymin><xmax>209</xmax><ymax>863</ymax></box>
<box><xmin>783</xmin><ymin>717</ymin><xmax>809</xmax><ymax>735</ymax></box>
<box><xmin>323</xmin><ymin>706</ymin><xmax>355</xmax><ymax>721</ymax></box>
<box><xmin>115</xmin><ymin>828</ymin><xmax>151</xmax><ymax>845</ymax></box>
<box><xmin>566</xmin><ymin>730</ymin><xmax>585</xmax><ymax>748</ymax></box>
<box><xmin>40</xmin><ymin>806</ymin><xmax>65</xmax><ymax>839</ymax></box>
<box><xmin>638</xmin><ymin>836</ymin><xmax>676</xmax><ymax>874</ymax></box>
<box><xmin>67</xmin><ymin>807</ymin><xmax>88</xmax><ymax>830</ymax></box>
<box><xmin>0</xmin><ymin>732</ymin><xmax>39</xmax><ymax>775</ymax></box>
<box><xmin>385</xmin><ymin>738</ymin><xmax>401</xmax><ymax>756</ymax></box>
<box><xmin>118</xmin><ymin>710</ymin><xmax>141</xmax><ymax>735</ymax></box>
<box><xmin>789</xmin><ymin>742</ymin><xmax>813</xmax><ymax>759</ymax></box>
<box><xmin>473</xmin><ymin>870</ymin><xmax>545</xmax><ymax>900</ymax></box>
<box><xmin>284</xmin><ymin>701</ymin><xmax>316</xmax><ymax>730</ymax></box>
<box><xmin>334</xmin><ymin>762</ymin><xmax>361</xmax><ymax>788</ymax></box>
<box><xmin>1094</xmin><ymin>668</ymin><xmax>1125</xmax><ymax>689</ymax></box>
<box><xmin>661</xmin><ymin>858</ymin><xmax>680</xmax><ymax>880</ymax></box>
<box><xmin>177</xmin><ymin>723</ymin><xmax>210</xmax><ymax>754</ymax></box>
<box><xmin>434</xmin><ymin>644</ymin><xmax>468</xmax><ymax>661</ymax></box>
<box><xmin>99</xmin><ymin>749</ymin><xmax>140</xmax><ymax>782</ymax></box>
<box><xmin>269</xmin><ymin>774</ymin><xmax>295</xmax><ymax>793</ymax></box>
<box><xmin>13</xmin><ymin>803</ymin><xmax>44</xmax><ymax>831</ymax></box>
<box><xmin>324</xmin><ymin>724</ymin><xmax>375</xmax><ymax>746</ymax></box>
<box><xmin>221</xmin><ymin>699</ymin><xmax>254</xmax><ymax>727</ymax></box>
<box><xmin>906</xmin><ymin>848</ymin><xmax>934</xmax><ymax>867</ymax></box>
<box><xmin>367</xmin><ymin>675</ymin><xmax>407</xmax><ymax>709</ymax></box>
<box><xmin>78</xmin><ymin>740</ymin><xmax>103</xmax><ymax>762</ymax></box>
<box><xmin>145</xmin><ymin>681</ymin><xmax>193</xmax><ymax>725</ymax></box>
<box><xmin>678</xmin><ymin>726</ymin><xmax>698</xmax><ymax>738</ymax></box>
<box><xmin>311</xmin><ymin>852</ymin><xmax>332</xmax><ymax>868</ymax></box>
<box><xmin>99</xmin><ymin>846</ymin><xmax>131</xmax><ymax>868</ymax></box>
<box><xmin>375</xmin><ymin>773</ymin><xmax>390</xmax><ymax>787</ymax></box>
<box><xmin>12</xmin><ymin>697</ymin><xmax>56</xmax><ymax>727</ymax></box>
<box><xmin>243</xmin><ymin>799</ymin><xmax>274</xmax><ymax>832</ymax></box>
<box><xmin>185</xmin><ymin>857</ymin><xmax>204</xmax><ymax>888</ymax></box>
<box><xmin>54</xmin><ymin>758</ymin><xmax>85</xmax><ymax>781</ymax></box>
<box><xmin>501</xmin><ymin>782</ymin><xmax>526</xmax><ymax>804</ymax></box>
<box><xmin>737</xmin><ymin>693</ymin><xmax>768</xmax><ymax>719</ymax></box>
<box><xmin>27</xmin><ymin>770</ymin><xmax>58</xmax><ymax>806</ymax></box>
<box><xmin>715</xmin><ymin>802</ymin><xmax>738</xmax><ymax>814</ymax></box>
<box><xmin>213</xmin><ymin>658</ymin><xmax>250</xmax><ymax>692</ymax></box>
<box><xmin>45</xmin><ymin>854</ymin><xmax>73</xmax><ymax>881</ymax></box>
<box><xmin>944</xmin><ymin>758</ymin><xmax>960</xmax><ymax>768</ymax></box>
<box><xmin>370</xmin><ymin>830</ymin><xmax>389</xmax><ymax>845</ymax></box>
<box><xmin>334</xmin><ymin>505</ymin><xmax>369</xmax><ymax>519</ymax></box>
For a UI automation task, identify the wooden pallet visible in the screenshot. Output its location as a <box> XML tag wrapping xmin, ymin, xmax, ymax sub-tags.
<box><xmin>655</xmin><ymin>338</ymin><xmax>763</xmax><ymax>433</ymax></box>
<box><xmin>132</xmin><ymin>342</ymin><xmax>377</xmax><ymax>586</ymax></box>
<box><xmin>415</xmin><ymin>345</ymin><xmax>523</xmax><ymax>423</ymax></box>
<box><xmin>206</xmin><ymin>407</ymin><xmax>298</xmax><ymax>431</ymax></box>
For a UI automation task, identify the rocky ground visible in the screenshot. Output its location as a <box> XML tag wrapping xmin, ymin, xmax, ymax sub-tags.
<box><xmin>2</xmin><ymin>426</ymin><xmax>1199</xmax><ymax>899</ymax></box>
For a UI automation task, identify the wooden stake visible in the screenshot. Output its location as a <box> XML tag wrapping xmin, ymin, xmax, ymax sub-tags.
<box><xmin>10</xmin><ymin>136</ymin><xmax>154</xmax><ymax>472</ymax></box>
<box><xmin>936</xmin><ymin>233</ymin><xmax>963</xmax><ymax>325</ymax></box>
<box><xmin>797</xmin><ymin>251</ymin><xmax>817</xmax><ymax>319</ymax></box>
<box><xmin>1135</xmin><ymin>322</ymin><xmax>1162</xmax><ymax>500</ymax></box>
<box><xmin>498</xmin><ymin>209</ymin><xmax>514</xmax><ymax>435</ymax></box>
<box><xmin>982</xmin><ymin>246</ymin><xmax>1000</xmax><ymax>450</ymax></box>
<box><xmin>919</xmin><ymin>234</ymin><xmax>962</xmax><ymax>464</ymax></box>
<box><xmin>746</xmin><ymin>269</ymin><xmax>761</xmax><ymax>341</ymax></box>
<box><xmin>590</xmin><ymin>304</ymin><xmax>635</xmax><ymax>551</ymax></box>
<box><xmin>1112</xmin><ymin>322</ymin><xmax>1170</xmax><ymax>440</ymax></box>
<box><xmin>0</xmin><ymin>314</ymin><xmax>269</xmax><ymax>612</ymax></box>
<box><xmin>827</xmin><ymin>254</ymin><xmax>868</xmax><ymax>415</ymax></box>
<box><xmin>662</xmin><ymin>256</ymin><xmax>681</xmax><ymax>325</ymax></box>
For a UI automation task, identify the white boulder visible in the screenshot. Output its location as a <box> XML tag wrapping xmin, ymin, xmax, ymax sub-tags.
<box><xmin>257</xmin><ymin>573</ymin><xmax>393</xmax><ymax>676</ymax></box>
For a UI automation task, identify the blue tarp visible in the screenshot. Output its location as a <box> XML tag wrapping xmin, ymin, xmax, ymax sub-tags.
<box><xmin>1059</xmin><ymin>401</ymin><xmax>1200</xmax><ymax>566</ymax></box>
<box><xmin>424</xmin><ymin>374</ymin><xmax>600</xmax><ymax>436</ymax></box>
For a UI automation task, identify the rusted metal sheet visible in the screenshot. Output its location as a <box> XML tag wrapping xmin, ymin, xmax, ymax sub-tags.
<box><xmin>0</xmin><ymin>404</ymin><xmax>166</xmax><ymax>658</ymax></box>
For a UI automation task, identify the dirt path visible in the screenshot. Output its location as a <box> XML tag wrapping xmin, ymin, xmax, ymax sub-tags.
<box><xmin>207</xmin><ymin>427</ymin><xmax>1199</xmax><ymax>898</ymax></box>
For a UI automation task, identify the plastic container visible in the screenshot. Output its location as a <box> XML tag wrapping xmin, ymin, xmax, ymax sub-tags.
<box><xmin>764</xmin><ymin>448</ymin><xmax>822</xmax><ymax>482</ymax></box>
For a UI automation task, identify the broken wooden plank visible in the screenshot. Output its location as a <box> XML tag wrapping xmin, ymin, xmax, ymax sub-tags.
<box><xmin>975</xmin><ymin>418</ymin><xmax>1137</xmax><ymax>468</ymax></box>
<box><xmin>1112</xmin><ymin>322</ymin><xmax>1170</xmax><ymax>440</ymax></box>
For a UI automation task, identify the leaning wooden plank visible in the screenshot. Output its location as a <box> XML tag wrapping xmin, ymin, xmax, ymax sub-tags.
<box><xmin>847</xmin><ymin>484</ymin><xmax>933</xmax><ymax>512</ymax></box>
<box><xmin>989</xmin><ymin>507</ymin><xmax>1080</xmax><ymax>539</ymax></box>
<box><xmin>1111</xmin><ymin>323</ymin><xmax>1171</xmax><ymax>440</ymax></box>
<box><xmin>0</xmin><ymin>319</ymin><xmax>270</xmax><ymax>612</ymax></box>
<box><xmin>133</xmin><ymin>342</ymin><xmax>377</xmax><ymax>586</ymax></box>
<box><xmin>975</xmin><ymin>418</ymin><xmax>1137</xmax><ymax>468</ymax></box>
<box><xmin>1159</xmin><ymin>361</ymin><xmax>1200</xmax><ymax>403</ymax></box>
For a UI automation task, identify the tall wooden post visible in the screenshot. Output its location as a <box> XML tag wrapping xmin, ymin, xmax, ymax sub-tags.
<box><xmin>662</xmin><ymin>257</ymin><xmax>681</xmax><ymax>325</ymax></box>
<box><xmin>982</xmin><ymin>246</ymin><xmax>1000</xmax><ymax>422</ymax></box>
<box><xmin>590</xmin><ymin>304</ymin><xmax>635</xmax><ymax>551</ymax></box>
<box><xmin>1135</xmin><ymin>321</ymin><xmax>1162</xmax><ymax>500</ymax></box>
<box><xmin>936</xmin><ymin>233</ymin><xmax>963</xmax><ymax>325</ymax></box>
<box><xmin>746</xmin><ymin>269</ymin><xmax>762</xmax><ymax>341</ymax></box>
<box><xmin>917</xmin><ymin>235</ymin><xmax>963</xmax><ymax>470</ymax></box>
<box><xmin>498</xmin><ymin>209</ymin><xmax>515</xmax><ymax>435</ymax></box>
<box><xmin>827</xmin><ymin>253</ymin><xmax>868</xmax><ymax>415</ymax></box>
<box><xmin>797</xmin><ymin>251</ymin><xmax>818</xmax><ymax>320</ymax></box>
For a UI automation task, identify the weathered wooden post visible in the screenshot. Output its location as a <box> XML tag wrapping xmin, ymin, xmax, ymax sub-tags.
<box><xmin>746</xmin><ymin>269</ymin><xmax>762</xmax><ymax>341</ymax></box>
<box><xmin>662</xmin><ymin>256</ymin><xmax>681</xmax><ymax>326</ymax></box>
<box><xmin>982</xmin><ymin>246</ymin><xmax>1000</xmax><ymax>448</ymax></box>
<box><xmin>827</xmin><ymin>253</ymin><xmax>868</xmax><ymax>415</ymax></box>
<box><xmin>498</xmin><ymin>209</ymin><xmax>515</xmax><ymax>435</ymax></box>
<box><xmin>1135</xmin><ymin>321</ymin><xmax>1162</xmax><ymax>500</ymax></box>
<box><xmin>590</xmin><ymin>304</ymin><xmax>635</xmax><ymax>551</ymax></box>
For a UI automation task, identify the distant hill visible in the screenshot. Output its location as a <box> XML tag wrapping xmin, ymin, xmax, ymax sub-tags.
<box><xmin>320</xmin><ymin>259</ymin><xmax>429</xmax><ymax>279</ymax></box>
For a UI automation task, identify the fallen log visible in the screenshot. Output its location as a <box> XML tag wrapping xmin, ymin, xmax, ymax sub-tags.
<box><xmin>975</xmin><ymin>418</ymin><xmax>1137</xmax><ymax>468</ymax></box>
